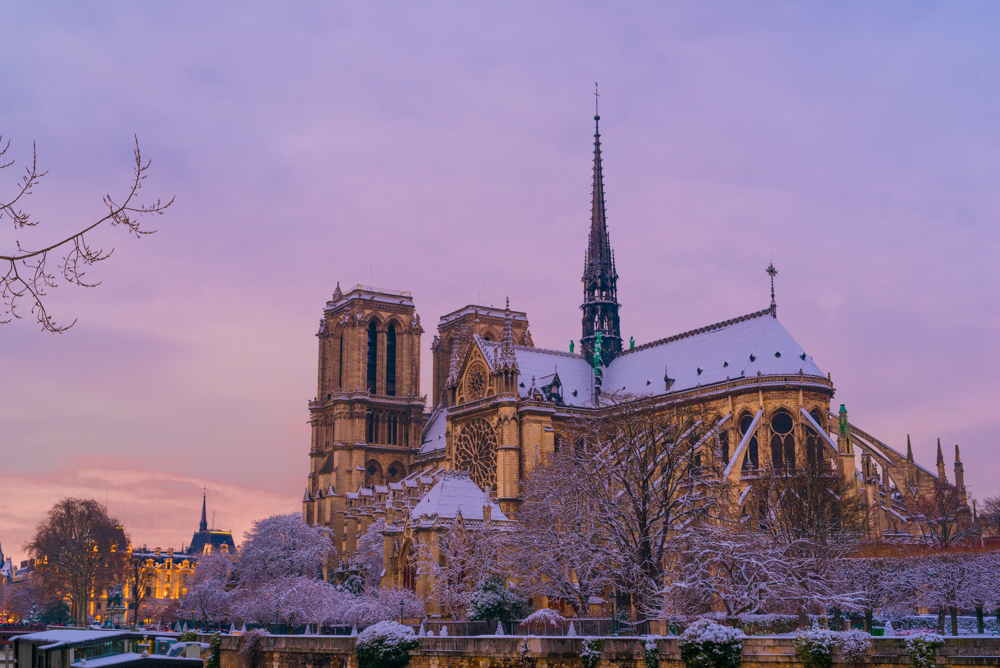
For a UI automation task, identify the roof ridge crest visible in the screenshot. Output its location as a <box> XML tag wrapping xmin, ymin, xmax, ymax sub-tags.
<box><xmin>617</xmin><ymin>307</ymin><xmax>774</xmax><ymax>357</ymax></box>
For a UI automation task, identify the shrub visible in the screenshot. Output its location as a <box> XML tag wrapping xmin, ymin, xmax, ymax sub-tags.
<box><xmin>835</xmin><ymin>630</ymin><xmax>871</xmax><ymax>668</ymax></box>
<box><xmin>644</xmin><ymin>636</ymin><xmax>660</xmax><ymax>668</ymax></box>
<box><xmin>906</xmin><ymin>633</ymin><xmax>945</xmax><ymax>668</ymax></box>
<box><xmin>678</xmin><ymin>619</ymin><xmax>746</xmax><ymax>668</ymax></box>
<box><xmin>237</xmin><ymin>628</ymin><xmax>269</xmax><ymax>668</ymax></box>
<box><xmin>468</xmin><ymin>575</ymin><xmax>530</xmax><ymax>624</ymax></box>
<box><xmin>355</xmin><ymin>620</ymin><xmax>420</xmax><ymax>668</ymax></box>
<box><xmin>580</xmin><ymin>637</ymin><xmax>605</xmax><ymax>668</ymax></box>
<box><xmin>795</xmin><ymin>628</ymin><xmax>837</xmax><ymax>668</ymax></box>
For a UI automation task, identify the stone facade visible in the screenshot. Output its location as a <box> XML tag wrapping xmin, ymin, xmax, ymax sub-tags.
<box><xmin>216</xmin><ymin>634</ymin><xmax>1000</xmax><ymax>668</ymax></box>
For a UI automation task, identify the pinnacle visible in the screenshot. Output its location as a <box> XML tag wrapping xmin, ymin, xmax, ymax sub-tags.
<box><xmin>497</xmin><ymin>297</ymin><xmax>518</xmax><ymax>373</ymax></box>
<box><xmin>936</xmin><ymin>438</ymin><xmax>943</xmax><ymax>464</ymax></box>
<box><xmin>906</xmin><ymin>434</ymin><xmax>913</xmax><ymax>461</ymax></box>
<box><xmin>955</xmin><ymin>443</ymin><xmax>962</xmax><ymax>463</ymax></box>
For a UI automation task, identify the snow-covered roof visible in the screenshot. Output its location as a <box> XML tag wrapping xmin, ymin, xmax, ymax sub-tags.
<box><xmin>604</xmin><ymin>309</ymin><xmax>824</xmax><ymax>397</ymax></box>
<box><xmin>420</xmin><ymin>405</ymin><xmax>448</xmax><ymax>455</ymax></box>
<box><xmin>513</xmin><ymin>347</ymin><xmax>594</xmax><ymax>406</ymax></box>
<box><xmin>14</xmin><ymin>630</ymin><xmax>127</xmax><ymax>645</ymax></box>
<box><xmin>71</xmin><ymin>654</ymin><xmax>200</xmax><ymax>668</ymax></box>
<box><xmin>410</xmin><ymin>472</ymin><xmax>509</xmax><ymax>521</ymax></box>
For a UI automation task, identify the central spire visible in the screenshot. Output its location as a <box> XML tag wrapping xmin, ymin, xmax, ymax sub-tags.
<box><xmin>580</xmin><ymin>91</ymin><xmax>622</xmax><ymax>368</ymax></box>
<box><xmin>199</xmin><ymin>488</ymin><xmax>208</xmax><ymax>533</ymax></box>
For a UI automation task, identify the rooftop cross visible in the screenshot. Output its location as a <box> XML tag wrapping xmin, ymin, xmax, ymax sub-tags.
<box><xmin>766</xmin><ymin>260</ymin><xmax>778</xmax><ymax>317</ymax></box>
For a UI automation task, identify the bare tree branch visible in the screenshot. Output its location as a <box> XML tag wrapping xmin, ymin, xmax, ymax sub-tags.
<box><xmin>1</xmin><ymin>135</ymin><xmax>173</xmax><ymax>331</ymax></box>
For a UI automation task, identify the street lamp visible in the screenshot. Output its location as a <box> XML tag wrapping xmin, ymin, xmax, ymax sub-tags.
<box><xmin>399</xmin><ymin>599</ymin><xmax>405</xmax><ymax>624</ymax></box>
<box><xmin>610</xmin><ymin>590</ymin><xmax>617</xmax><ymax>636</ymax></box>
<box><xmin>191</xmin><ymin>609</ymin><xmax>195</xmax><ymax>632</ymax></box>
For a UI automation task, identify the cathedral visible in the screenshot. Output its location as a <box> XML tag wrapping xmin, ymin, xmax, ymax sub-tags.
<box><xmin>302</xmin><ymin>112</ymin><xmax>972</xmax><ymax>605</ymax></box>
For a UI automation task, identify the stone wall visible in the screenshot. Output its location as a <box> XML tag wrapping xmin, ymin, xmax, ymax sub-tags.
<box><xmin>213</xmin><ymin>634</ymin><xmax>1000</xmax><ymax>668</ymax></box>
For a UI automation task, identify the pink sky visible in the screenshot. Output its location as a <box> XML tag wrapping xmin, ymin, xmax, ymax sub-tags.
<box><xmin>3</xmin><ymin>4</ymin><xmax>1000</xmax><ymax>565</ymax></box>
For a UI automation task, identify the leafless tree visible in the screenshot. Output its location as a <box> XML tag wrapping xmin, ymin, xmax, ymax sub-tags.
<box><xmin>25</xmin><ymin>498</ymin><xmax>129</xmax><ymax>626</ymax></box>
<box><xmin>1</xmin><ymin>136</ymin><xmax>172</xmax><ymax>331</ymax></box>
<box><xmin>179</xmin><ymin>549</ymin><xmax>235</xmax><ymax>626</ymax></box>
<box><xmin>662</xmin><ymin>523</ymin><xmax>791</xmax><ymax>618</ymax></box>
<box><xmin>977</xmin><ymin>495</ymin><xmax>1000</xmax><ymax>537</ymax></box>
<box><xmin>507</xmin><ymin>445</ymin><xmax>613</xmax><ymax>616</ymax></box>
<box><xmin>416</xmin><ymin>518</ymin><xmax>506</xmax><ymax>619</ymax></box>
<box><xmin>568</xmin><ymin>392</ymin><xmax>725</xmax><ymax>617</ymax></box>
<box><xmin>742</xmin><ymin>456</ymin><xmax>863</xmax><ymax>617</ymax></box>
<box><xmin>124</xmin><ymin>553</ymin><xmax>157</xmax><ymax>626</ymax></box>
<box><xmin>831</xmin><ymin>554</ymin><xmax>912</xmax><ymax>632</ymax></box>
<box><xmin>909</xmin><ymin>484</ymin><xmax>973</xmax><ymax>548</ymax></box>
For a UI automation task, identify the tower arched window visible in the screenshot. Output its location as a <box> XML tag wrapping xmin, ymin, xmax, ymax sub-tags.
<box><xmin>386</xmin><ymin>324</ymin><xmax>397</xmax><ymax>396</ymax></box>
<box><xmin>338</xmin><ymin>331</ymin><xmax>344</xmax><ymax>389</ymax></box>
<box><xmin>740</xmin><ymin>413</ymin><xmax>759</xmax><ymax>471</ymax></box>
<box><xmin>770</xmin><ymin>410</ymin><xmax>795</xmax><ymax>470</ymax></box>
<box><xmin>366</xmin><ymin>321</ymin><xmax>378</xmax><ymax>394</ymax></box>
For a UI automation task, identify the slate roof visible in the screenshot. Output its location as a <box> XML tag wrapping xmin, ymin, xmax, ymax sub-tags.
<box><xmin>420</xmin><ymin>405</ymin><xmax>448</xmax><ymax>454</ymax></box>
<box><xmin>186</xmin><ymin>530</ymin><xmax>236</xmax><ymax>556</ymax></box>
<box><xmin>603</xmin><ymin>308</ymin><xmax>824</xmax><ymax>397</ymax></box>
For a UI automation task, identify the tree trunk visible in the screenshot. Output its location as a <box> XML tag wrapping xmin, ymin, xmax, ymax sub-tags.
<box><xmin>865</xmin><ymin>609</ymin><xmax>873</xmax><ymax>634</ymax></box>
<box><xmin>937</xmin><ymin>609</ymin><xmax>946</xmax><ymax>635</ymax></box>
<box><xmin>950</xmin><ymin>607</ymin><xmax>959</xmax><ymax>636</ymax></box>
<box><xmin>977</xmin><ymin>605</ymin><xmax>985</xmax><ymax>635</ymax></box>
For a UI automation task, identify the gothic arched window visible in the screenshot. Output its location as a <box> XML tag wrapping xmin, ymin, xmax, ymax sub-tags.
<box><xmin>740</xmin><ymin>413</ymin><xmax>759</xmax><ymax>471</ymax></box>
<box><xmin>806</xmin><ymin>409</ymin><xmax>825</xmax><ymax>471</ymax></box>
<box><xmin>720</xmin><ymin>429</ymin><xmax>730</xmax><ymax>465</ymax></box>
<box><xmin>338</xmin><ymin>331</ymin><xmax>344</xmax><ymax>389</ymax></box>
<box><xmin>386</xmin><ymin>324</ymin><xmax>397</xmax><ymax>396</ymax></box>
<box><xmin>770</xmin><ymin>410</ymin><xmax>795</xmax><ymax>470</ymax></box>
<box><xmin>366</xmin><ymin>321</ymin><xmax>378</xmax><ymax>394</ymax></box>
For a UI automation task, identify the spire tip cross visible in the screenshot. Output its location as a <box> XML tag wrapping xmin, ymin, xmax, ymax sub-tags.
<box><xmin>594</xmin><ymin>82</ymin><xmax>600</xmax><ymax>117</ymax></box>
<box><xmin>766</xmin><ymin>261</ymin><xmax>778</xmax><ymax>309</ymax></box>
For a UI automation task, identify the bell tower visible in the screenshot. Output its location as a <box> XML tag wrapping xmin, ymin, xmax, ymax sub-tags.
<box><xmin>304</xmin><ymin>283</ymin><xmax>425</xmax><ymax>556</ymax></box>
<box><xmin>580</xmin><ymin>108</ymin><xmax>622</xmax><ymax>367</ymax></box>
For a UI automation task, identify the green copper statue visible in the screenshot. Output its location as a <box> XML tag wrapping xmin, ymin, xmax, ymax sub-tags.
<box><xmin>593</xmin><ymin>331</ymin><xmax>603</xmax><ymax>374</ymax></box>
<box><xmin>570</xmin><ymin>340</ymin><xmax>574</xmax><ymax>353</ymax></box>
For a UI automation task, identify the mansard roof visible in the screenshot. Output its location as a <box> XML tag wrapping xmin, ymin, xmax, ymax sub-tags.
<box><xmin>603</xmin><ymin>307</ymin><xmax>825</xmax><ymax>397</ymax></box>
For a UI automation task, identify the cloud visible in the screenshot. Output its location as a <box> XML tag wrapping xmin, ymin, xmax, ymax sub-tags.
<box><xmin>0</xmin><ymin>459</ymin><xmax>301</xmax><ymax>566</ymax></box>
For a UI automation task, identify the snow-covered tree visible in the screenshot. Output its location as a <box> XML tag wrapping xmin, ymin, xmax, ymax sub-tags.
<box><xmin>506</xmin><ymin>445</ymin><xmax>612</xmax><ymax>616</ymax></box>
<box><xmin>831</xmin><ymin>556</ymin><xmax>910</xmax><ymax>632</ymax></box>
<box><xmin>567</xmin><ymin>393</ymin><xmax>725</xmax><ymax>616</ymax></box>
<box><xmin>468</xmin><ymin>575</ymin><xmax>530</xmax><ymax>624</ymax></box>
<box><xmin>237</xmin><ymin>513</ymin><xmax>334</xmax><ymax>583</ymax></box>
<box><xmin>353</xmin><ymin>519</ymin><xmax>385</xmax><ymax>590</ymax></box>
<box><xmin>908</xmin><ymin>552</ymin><xmax>977</xmax><ymax>636</ymax></box>
<box><xmin>417</xmin><ymin>518</ymin><xmax>505</xmax><ymax>618</ymax></box>
<box><xmin>663</xmin><ymin>524</ymin><xmax>790</xmax><ymax>618</ymax></box>
<box><xmin>341</xmin><ymin>586</ymin><xmax>426</xmax><ymax>628</ymax></box>
<box><xmin>742</xmin><ymin>459</ymin><xmax>863</xmax><ymax>616</ymax></box>
<box><xmin>180</xmin><ymin>550</ymin><xmax>235</xmax><ymax>625</ymax></box>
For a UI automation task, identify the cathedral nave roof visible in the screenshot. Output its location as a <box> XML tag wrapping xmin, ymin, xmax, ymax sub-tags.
<box><xmin>603</xmin><ymin>308</ymin><xmax>825</xmax><ymax>398</ymax></box>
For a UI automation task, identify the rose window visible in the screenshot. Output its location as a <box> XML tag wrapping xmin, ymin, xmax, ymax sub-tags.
<box><xmin>455</xmin><ymin>418</ymin><xmax>497</xmax><ymax>489</ymax></box>
<box><xmin>463</xmin><ymin>363</ymin><xmax>489</xmax><ymax>402</ymax></box>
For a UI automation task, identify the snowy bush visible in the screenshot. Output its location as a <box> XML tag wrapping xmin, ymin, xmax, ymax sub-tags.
<box><xmin>355</xmin><ymin>621</ymin><xmax>420</xmax><ymax>668</ymax></box>
<box><xmin>237</xmin><ymin>628</ymin><xmax>269</xmax><ymax>668</ymax></box>
<box><xmin>906</xmin><ymin>633</ymin><xmax>945</xmax><ymax>668</ymax></box>
<box><xmin>468</xmin><ymin>575</ymin><xmax>530</xmax><ymax>624</ymax></box>
<box><xmin>644</xmin><ymin>636</ymin><xmax>661</xmax><ymax>668</ymax></box>
<box><xmin>794</xmin><ymin>629</ymin><xmax>837</xmax><ymax>668</ymax></box>
<box><xmin>518</xmin><ymin>607</ymin><xmax>566</xmax><ymax>634</ymax></box>
<box><xmin>678</xmin><ymin>619</ymin><xmax>746</xmax><ymax>668</ymax></box>
<box><xmin>835</xmin><ymin>630</ymin><xmax>871</xmax><ymax>668</ymax></box>
<box><xmin>580</xmin><ymin>638</ymin><xmax>605</xmax><ymax>668</ymax></box>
